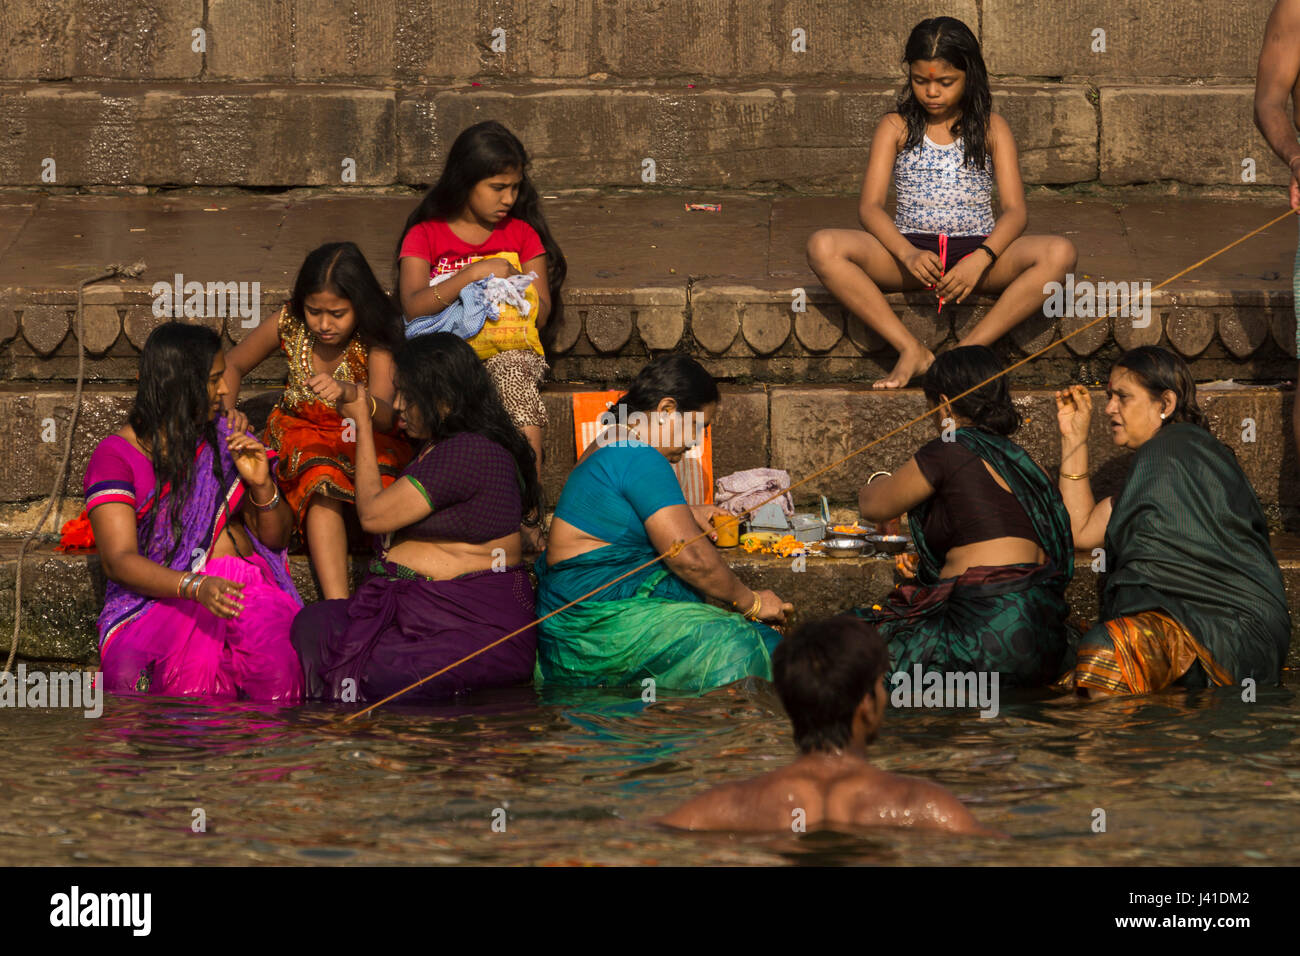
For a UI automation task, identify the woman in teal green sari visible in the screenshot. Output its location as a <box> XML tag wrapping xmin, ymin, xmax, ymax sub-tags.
<box><xmin>536</xmin><ymin>355</ymin><xmax>792</xmax><ymax>692</ymax></box>
<box><xmin>850</xmin><ymin>346</ymin><xmax>1074</xmax><ymax>686</ymax></box>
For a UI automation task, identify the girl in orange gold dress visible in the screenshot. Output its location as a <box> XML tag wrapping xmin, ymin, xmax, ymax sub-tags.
<box><xmin>222</xmin><ymin>242</ymin><xmax>411</xmax><ymax>599</ymax></box>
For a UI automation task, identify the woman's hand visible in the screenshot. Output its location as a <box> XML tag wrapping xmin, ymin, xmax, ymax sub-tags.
<box><xmin>227</xmin><ymin>431</ymin><xmax>272</xmax><ymax>489</ymax></box>
<box><xmin>195</xmin><ymin>575</ymin><xmax>245</xmax><ymax>619</ymax></box>
<box><xmin>473</xmin><ymin>258</ymin><xmax>517</xmax><ymax>281</ymax></box>
<box><xmin>691</xmin><ymin>503</ymin><xmax>729</xmax><ymax>541</ymax></box>
<box><xmin>754</xmin><ymin>589</ymin><xmax>794</xmax><ymax>625</ymax></box>
<box><xmin>224</xmin><ymin>406</ymin><xmax>251</xmax><ymax>437</ymax></box>
<box><xmin>1054</xmin><ymin>385</ymin><xmax>1093</xmax><ymax>446</ymax></box>
<box><xmin>338</xmin><ymin>382</ymin><xmax>370</xmax><ymax>423</ymax></box>
<box><xmin>902</xmin><ymin>247</ymin><xmax>943</xmax><ymax>287</ymax></box>
<box><xmin>935</xmin><ymin>255</ymin><xmax>988</xmax><ymax>304</ymax></box>
<box><xmin>308</xmin><ymin>374</ymin><xmax>355</xmax><ymax>406</ymax></box>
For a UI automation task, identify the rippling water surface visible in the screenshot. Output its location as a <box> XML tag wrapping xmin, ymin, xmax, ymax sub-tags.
<box><xmin>2</xmin><ymin>677</ymin><xmax>1299</xmax><ymax>865</ymax></box>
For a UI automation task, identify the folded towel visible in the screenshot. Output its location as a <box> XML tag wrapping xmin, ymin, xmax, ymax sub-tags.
<box><xmin>714</xmin><ymin>467</ymin><xmax>794</xmax><ymax>517</ymax></box>
<box><xmin>405</xmin><ymin>271</ymin><xmax>538</xmax><ymax>341</ymax></box>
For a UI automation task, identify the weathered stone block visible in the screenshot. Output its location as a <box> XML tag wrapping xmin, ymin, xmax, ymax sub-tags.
<box><xmin>79</xmin><ymin>305</ymin><xmax>123</xmax><ymax>354</ymax></box>
<box><xmin>992</xmin><ymin>86</ymin><xmax>1098</xmax><ymax>183</ymax></box>
<box><xmin>0</xmin><ymin>86</ymin><xmax>396</xmax><ymax>187</ymax></box>
<box><xmin>636</xmin><ymin>307</ymin><xmax>686</xmax><ymax>350</ymax></box>
<box><xmin>984</xmin><ymin>0</ymin><xmax>1271</xmax><ymax>79</ymax></box>
<box><xmin>691</xmin><ymin>288</ymin><xmax>742</xmax><ymax>353</ymax></box>
<box><xmin>1100</xmin><ymin>87</ymin><xmax>1282</xmax><ymax>186</ymax></box>
<box><xmin>741</xmin><ymin>305</ymin><xmax>792</xmax><ymax>354</ymax></box>
<box><xmin>795</xmin><ymin>305</ymin><xmax>844</xmax><ymax>352</ymax></box>
<box><xmin>21</xmin><ymin>305</ymin><xmax>70</xmax><ymax>356</ymax></box>
<box><xmin>205</xmin><ymin>0</ymin><xmax>294</xmax><ymax>80</ymax></box>
<box><xmin>1164</xmin><ymin>307</ymin><xmax>1217</xmax><ymax>357</ymax></box>
<box><xmin>1218</xmin><ymin>310</ymin><xmax>1270</xmax><ymax>358</ymax></box>
<box><xmin>0</xmin><ymin>0</ymin><xmax>205</xmax><ymax>80</ymax></box>
<box><xmin>583</xmin><ymin>305</ymin><xmax>633</xmax><ymax>353</ymax></box>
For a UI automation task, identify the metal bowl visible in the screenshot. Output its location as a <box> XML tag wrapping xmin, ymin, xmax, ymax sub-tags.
<box><xmin>822</xmin><ymin>536</ymin><xmax>870</xmax><ymax>558</ymax></box>
<box><xmin>866</xmin><ymin>534</ymin><xmax>910</xmax><ymax>554</ymax></box>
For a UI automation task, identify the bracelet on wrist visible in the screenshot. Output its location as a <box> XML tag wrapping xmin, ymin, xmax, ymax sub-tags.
<box><xmin>977</xmin><ymin>243</ymin><xmax>998</xmax><ymax>265</ymax></box>
<box><xmin>743</xmin><ymin>592</ymin><xmax>763</xmax><ymax>621</ymax></box>
<box><xmin>1059</xmin><ymin>470</ymin><xmax>1090</xmax><ymax>481</ymax></box>
<box><xmin>369</xmin><ymin>394</ymin><xmax>377</xmax><ymax>418</ymax></box>
<box><xmin>187</xmin><ymin>573</ymin><xmax>205</xmax><ymax>601</ymax></box>
<box><xmin>249</xmin><ymin>484</ymin><xmax>281</xmax><ymax>511</ymax></box>
<box><xmin>177</xmin><ymin>571</ymin><xmax>193</xmax><ymax>599</ymax></box>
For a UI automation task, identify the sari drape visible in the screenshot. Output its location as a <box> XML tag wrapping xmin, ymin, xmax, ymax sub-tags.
<box><xmin>851</xmin><ymin>428</ymin><xmax>1074</xmax><ymax>686</ymax></box>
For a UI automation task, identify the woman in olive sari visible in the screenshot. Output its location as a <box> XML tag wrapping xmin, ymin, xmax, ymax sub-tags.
<box><xmin>850</xmin><ymin>346</ymin><xmax>1073</xmax><ymax>686</ymax></box>
<box><xmin>1054</xmin><ymin>346</ymin><xmax>1289</xmax><ymax>696</ymax></box>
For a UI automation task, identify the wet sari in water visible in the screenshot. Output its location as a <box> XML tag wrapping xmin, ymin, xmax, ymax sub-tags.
<box><xmin>535</xmin><ymin>439</ymin><xmax>781</xmax><ymax>693</ymax></box>
<box><xmin>89</xmin><ymin>419</ymin><xmax>304</xmax><ymax>701</ymax></box>
<box><xmin>1058</xmin><ymin>423</ymin><xmax>1290</xmax><ymax>694</ymax></box>
<box><xmin>850</xmin><ymin>428</ymin><xmax>1074</xmax><ymax>686</ymax></box>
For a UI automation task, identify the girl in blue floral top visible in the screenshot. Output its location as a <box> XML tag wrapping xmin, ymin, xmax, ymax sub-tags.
<box><xmin>807</xmin><ymin>16</ymin><xmax>1076</xmax><ymax>388</ymax></box>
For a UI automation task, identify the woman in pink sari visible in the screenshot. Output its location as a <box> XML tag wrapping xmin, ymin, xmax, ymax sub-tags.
<box><xmin>82</xmin><ymin>322</ymin><xmax>304</xmax><ymax>701</ymax></box>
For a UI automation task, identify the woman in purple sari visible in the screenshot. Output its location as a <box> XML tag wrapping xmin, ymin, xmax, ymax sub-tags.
<box><xmin>84</xmin><ymin>322</ymin><xmax>304</xmax><ymax>701</ymax></box>
<box><xmin>291</xmin><ymin>332</ymin><xmax>541</xmax><ymax>702</ymax></box>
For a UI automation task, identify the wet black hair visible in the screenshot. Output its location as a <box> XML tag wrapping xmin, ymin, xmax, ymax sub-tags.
<box><xmin>618</xmin><ymin>353</ymin><xmax>720</xmax><ymax>414</ymax></box>
<box><xmin>394</xmin><ymin>120</ymin><xmax>567</xmax><ymax>343</ymax></box>
<box><xmin>393</xmin><ymin>333</ymin><xmax>542</xmax><ymax>524</ymax></box>
<box><xmin>128</xmin><ymin>322</ymin><xmax>224</xmax><ymax>563</ymax></box>
<box><xmin>895</xmin><ymin>16</ymin><xmax>992</xmax><ymax>171</ymax></box>
<box><xmin>1112</xmin><ymin>345</ymin><xmax>1208</xmax><ymax>429</ymax></box>
<box><xmin>290</xmin><ymin>242</ymin><xmax>404</xmax><ymax>354</ymax></box>
<box><xmin>922</xmin><ymin>345</ymin><xmax>1020</xmax><ymax>436</ymax></box>
<box><xmin>773</xmin><ymin>616</ymin><xmax>890</xmax><ymax>754</ymax></box>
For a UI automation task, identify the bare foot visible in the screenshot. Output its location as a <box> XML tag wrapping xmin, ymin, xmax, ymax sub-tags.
<box><xmin>873</xmin><ymin>345</ymin><xmax>934</xmax><ymax>389</ymax></box>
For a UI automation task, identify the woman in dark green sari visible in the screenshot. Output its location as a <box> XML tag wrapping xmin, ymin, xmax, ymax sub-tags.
<box><xmin>1054</xmin><ymin>346</ymin><xmax>1289</xmax><ymax>696</ymax></box>
<box><xmin>850</xmin><ymin>346</ymin><xmax>1073</xmax><ymax>686</ymax></box>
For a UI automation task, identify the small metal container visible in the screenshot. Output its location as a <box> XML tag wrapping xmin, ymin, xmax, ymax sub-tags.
<box><xmin>822</xmin><ymin>536</ymin><xmax>869</xmax><ymax>558</ymax></box>
<box><xmin>867</xmin><ymin>534</ymin><xmax>910</xmax><ymax>554</ymax></box>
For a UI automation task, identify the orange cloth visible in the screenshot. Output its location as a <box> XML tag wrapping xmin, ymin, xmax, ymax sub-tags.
<box><xmin>570</xmin><ymin>390</ymin><xmax>713</xmax><ymax>506</ymax></box>
<box><xmin>1059</xmin><ymin>610</ymin><xmax>1233</xmax><ymax>695</ymax></box>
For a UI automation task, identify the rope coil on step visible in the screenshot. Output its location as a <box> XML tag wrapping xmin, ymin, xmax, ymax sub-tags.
<box><xmin>338</xmin><ymin>208</ymin><xmax>1298</xmax><ymax>720</ymax></box>
<box><xmin>5</xmin><ymin>262</ymin><xmax>147</xmax><ymax>675</ymax></box>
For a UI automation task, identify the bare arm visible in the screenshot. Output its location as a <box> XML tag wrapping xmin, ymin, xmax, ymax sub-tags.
<box><xmin>983</xmin><ymin>113</ymin><xmax>1028</xmax><ymax>254</ymax></box>
<box><xmin>398</xmin><ymin>256</ymin><xmax>505</xmax><ymax>320</ymax></box>
<box><xmin>521</xmin><ymin>253</ymin><xmax>551</xmax><ymax>328</ymax></box>
<box><xmin>220</xmin><ymin>309</ymin><xmax>282</xmax><ymax>413</ymax></box>
<box><xmin>858</xmin><ymin>457</ymin><xmax>934</xmax><ymax>523</ymax></box>
<box><xmin>338</xmin><ymin>385</ymin><xmax>432</xmax><ymax>534</ymax></box>
<box><xmin>1054</xmin><ymin>386</ymin><xmax>1112</xmax><ymax>550</ymax></box>
<box><xmin>1255</xmin><ymin>0</ymin><xmax>1300</xmax><ymax>208</ymax></box>
<box><xmin>227</xmin><ymin>431</ymin><xmax>294</xmax><ymax>550</ymax></box>
<box><xmin>858</xmin><ymin>114</ymin><xmax>915</xmax><ymax>259</ymax></box>
<box><xmin>362</xmin><ymin>347</ymin><xmax>399</xmax><ymax>433</ymax></box>
<box><xmin>91</xmin><ymin>502</ymin><xmax>194</xmax><ymax>598</ymax></box>
<box><xmin>644</xmin><ymin>503</ymin><xmax>790</xmax><ymax>623</ymax></box>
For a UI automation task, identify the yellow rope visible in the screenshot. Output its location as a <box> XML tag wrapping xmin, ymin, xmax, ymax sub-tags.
<box><xmin>340</xmin><ymin>208</ymin><xmax>1297</xmax><ymax>722</ymax></box>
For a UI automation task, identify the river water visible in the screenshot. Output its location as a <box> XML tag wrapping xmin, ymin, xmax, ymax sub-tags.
<box><xmin>2</xmin><ymin>677</ymin><xmax>1298</xmax><ymax>865</ymax></box>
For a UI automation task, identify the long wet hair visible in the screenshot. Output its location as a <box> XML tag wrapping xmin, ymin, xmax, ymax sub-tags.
<box><xmin>922</xmin><ymin>345</ymin><xmax>1020</xmax><ymax>436</ymax></box>
<box><xmin>290</xmin><ymin>242</ymin><xmax>404</xmax><ymax>353</ymax></box>
<box><xmin>128</xmin><ymin>322</ymin><xmax>224</xmax><ymax>564</ymax></box>
<box><xmin>618</xmin><ymin>353</ymin><xmax>720</xmax><ymax>414</ymax></box>
<box><xmin>1112</xmin><ymin>346</ymin><xmax>1208</xmax><ymax>429</ymax></box>
<box><xmin>394</xmin><ymin>333</ymin><xmax>542</xmax><ymax>523</ymax></box>
<box><xmin>394</xmin><ymin>121</ymin><xmax>567</xmax><ymax>339</ymax></box>
<box><xmin>773</xmin><ymin>616</ymin><xmax>889</xmax><ymax>754</ymax></box>
<box><xmin>895</xmin><ymin>16</ymin><xmax>992</xmax><ymax>171</ymax></box>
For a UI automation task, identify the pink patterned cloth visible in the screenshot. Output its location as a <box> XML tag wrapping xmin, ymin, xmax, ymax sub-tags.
<box><xmin>714</xmin><ymin>468</ymin><xmax>794</xmax><ymax>518</ymax></box>
<box><xmin>100</xmin><ymin>555</ymin><xmax>304</xmax><ymax>702</ymax></box>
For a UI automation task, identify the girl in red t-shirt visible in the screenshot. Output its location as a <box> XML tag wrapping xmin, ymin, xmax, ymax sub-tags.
<box><xmin>395</xmin><ymin>121</ymin><xmax>567</xmax><ymax>507</ymax></box>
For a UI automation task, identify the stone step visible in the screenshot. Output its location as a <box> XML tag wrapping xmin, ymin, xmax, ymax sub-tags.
<box><xmin>5</xmin><ymin>539</ymin><xmax>1300</xmax><ymax>675</ymax></box>
<box><xmin>0</xmin><ymin>0</ymin><xmax>1282</xmax><ymax>189</ymax></box>
<box><xmin>0</xmin><ymin>0</ymin><xmax>1269</xmax><ymax>84</ymax></box>
<box><xmin>0</xmin><ymin>79</ymin><xmax>1287</xmax><ymax>190</ymax></box>
<box><xmin>0</xmin><ymin>383</ymin><xmax>1295</xmax><ymax>538</ymax></box>
<box><xmin>1</xmin><ymin>194</ymin><xmax>1297</xmax><ymax>386</ymax></box>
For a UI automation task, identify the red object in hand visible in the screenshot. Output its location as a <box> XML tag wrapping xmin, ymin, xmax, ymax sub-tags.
<box><xmin>936</xmin><ymin>232</ymin><xmax>948</xmax><ymax>314</ymax></box>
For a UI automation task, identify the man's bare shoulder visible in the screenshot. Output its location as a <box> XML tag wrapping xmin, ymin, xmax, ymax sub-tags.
<box><xmin>655</xmin><ymin>764</ymin><xmax>825</xmax><ymax>831</ymax></box>
<box><xmin>830</xmin><ymin>770</ymin><xmax>986</xmax><ymax>834</ymax></box>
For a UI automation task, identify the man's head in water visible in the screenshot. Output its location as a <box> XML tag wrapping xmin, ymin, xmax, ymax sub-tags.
<box><xmin>772</xmin><ymin>616</ymin><xmax>889</xmax><ymax>754</ymax></box>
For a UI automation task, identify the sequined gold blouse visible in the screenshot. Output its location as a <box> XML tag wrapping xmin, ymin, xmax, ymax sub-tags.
<box><xmin>276</xmin><ymin>304</ymin><xmax>369</xmax><ymax>411</ymax></box>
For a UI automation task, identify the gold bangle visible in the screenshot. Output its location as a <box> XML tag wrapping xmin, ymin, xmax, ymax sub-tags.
<box><xmin>744</xmin><ymin>592</ymin><xmax>763</xmax><ymax>621</ymax></box>
<box><xmin>369</xmin><ymin>394</ymin><xmax>377</xmax><ymax>418</ymax></box>
<box><xmin>1059</xmin><ymin>470</ymin><xmax>1090</xmax><ymax>480</ymax></box>
<box><xmin>432</xmin><ymin>286</ymin><xmax>447</xmax><ymax>307</ymax></box>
